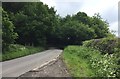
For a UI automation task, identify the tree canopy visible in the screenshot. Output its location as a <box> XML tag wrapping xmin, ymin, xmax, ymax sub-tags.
<box><xmin>2</xmin><ymin>2</ymin><xmax>112</xmax><ymax>50</ymax></box>
<box><xmin>2</xmin><ymin>8</ymin><xmax>18</xmax><ymax>51</ymax></box>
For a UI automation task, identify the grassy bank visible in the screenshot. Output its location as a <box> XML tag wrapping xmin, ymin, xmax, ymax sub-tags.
<box><xmin>1</xmin><ymin>44</ymin><xmax>44</xmax><ymax>61</ymax></box>
<box><xmin>63</xmin><ymin>46</ymin><xmax>96</xmax><ymax>77</ymax></box>
<box><xmin>62</xmin><ymin>46</ymin><xmax>118</xmax><ymax>77</ymax></box>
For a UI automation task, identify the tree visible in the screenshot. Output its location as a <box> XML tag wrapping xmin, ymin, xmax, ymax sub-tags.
<box><xmin>2</xmin><ymin>2</ymin><xmax>112</xmax><ymax>49</ymax></box>
<box><xmin>9</xmin><ymin>2</ymin><xmax>57</xmax><ymax>47</ymax></box>
<box><xmin>91</xmin><ymin>13</ymin><xmax>110</xmax><ymax>38</ymax></box>
<box><xmin>2</xmin><ymin>9</ymin><xmax>18</xmax><ymax>52</ymax></box>
<box><xmin>53</xmin><ymin>19</ymin><xmax>96</xmax><ymax>45</ymax></box>
<box><xmin>73</xmin><ymin>12</ymin><xmax>90</xmax><ymax>25</ymax></box>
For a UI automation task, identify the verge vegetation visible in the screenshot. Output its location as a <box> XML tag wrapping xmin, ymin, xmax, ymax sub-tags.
<box><xmin>63</xmin><ymin>37</ymin><xmax>120</xmax><ymax>77</ymax></box>
<box><xmin>1</xmin><ymin>44</ymin><xmax>44</xmax><ymax>61</ymax></box>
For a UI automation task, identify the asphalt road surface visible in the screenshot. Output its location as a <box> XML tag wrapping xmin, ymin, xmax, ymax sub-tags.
<box><xmin>19</xmin><ymin>57</ymin><xmax>71</xmax><ymax>77</ymax></box>
<box><xmin>1</xmin><ymin>49</ymin><xmax>62</xmax><ymax>77</ymax></box>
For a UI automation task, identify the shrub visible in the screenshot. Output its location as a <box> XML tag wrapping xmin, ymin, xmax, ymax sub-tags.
<box><xmin>83</xmin><ymin>37</ymin><xmax>118</xmax><ymax>54</ymax></box>
<box><xmin>83</xmin><ymin>37</ymin><xmax>120</xmax><ymax>77</ymax></box>
<box><xmin>90</xmin><ymin>53</ymin><xmax>118</xmax><ymax>77</ymax></box>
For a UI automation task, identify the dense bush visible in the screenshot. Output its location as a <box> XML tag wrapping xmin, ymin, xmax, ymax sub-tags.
<box><xmin>82</xmin><ymin>37</ymin><xmax>120</xmax><ymax>77</ymax></box>
<box><xmin>83</xmin><ymin>37</ymin><xmax>118</xmax><ymax>54</ymax></box>
<box><xmin>90</xmin><ymin>53</ymin><xmax>118</xmax><ymax>77</ymax></box>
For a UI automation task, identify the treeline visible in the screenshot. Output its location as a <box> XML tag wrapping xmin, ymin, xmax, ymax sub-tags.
<box><xmin>2</xmin><ymin>2</ymin><xmax>112</xmax><ymax>52</ymax></box>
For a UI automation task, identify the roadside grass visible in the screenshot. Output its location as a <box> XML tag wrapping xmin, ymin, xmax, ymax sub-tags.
<box><xmin>62</xmin><ymin>45</ymin><xmax>118</xmax><ymax>77</ymax></box>
<box><xmin>1</xmin><ymin>44</ymin><xmax>44</xmax><ymax>61</ymax></box>
<box><xmin>62</xmin><ymin>46</ymin><xmax>96</xmax><ymax>77</ymax></box>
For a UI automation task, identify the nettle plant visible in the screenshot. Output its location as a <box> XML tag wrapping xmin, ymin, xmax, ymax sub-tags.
<box><xmin>90</xmin><ymin>53</ymin><xmax>117</xmax><ymax>77</ymax></box>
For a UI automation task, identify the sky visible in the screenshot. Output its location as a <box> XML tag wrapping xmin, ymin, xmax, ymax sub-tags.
<box><xmin>40</xmin><ymin>0</ymin><xmax>119</xmax><ymax>37</ymax></box>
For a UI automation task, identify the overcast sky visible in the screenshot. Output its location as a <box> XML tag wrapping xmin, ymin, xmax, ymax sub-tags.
<box><xmin>40</xmin><ymin>0</ymin><xmax>119</xmax><ymax>36</ymax></box>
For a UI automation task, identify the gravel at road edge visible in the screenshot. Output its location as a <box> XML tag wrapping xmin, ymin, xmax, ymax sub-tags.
<box><xmin>18</xmin><ymin>57</ymin><xmax>71</xmax><ymax>77</ymax></box>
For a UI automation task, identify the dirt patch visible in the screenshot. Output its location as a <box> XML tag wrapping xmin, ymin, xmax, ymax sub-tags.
<box><xmin>19</xmin><ymin>57</ymin><xmax>71</xmax><ymax>77</ymax></box>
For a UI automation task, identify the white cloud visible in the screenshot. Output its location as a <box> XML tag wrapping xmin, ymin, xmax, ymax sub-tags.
<box><xmin>80</xmin><ymin>0</ymin><xmax>118</xmax><ymax>16</ymax></box>
<box><xmin>54</xmin><ymin>1</ymin><xmax>84</xmax><ymax>17</ymax></box>
<box><xmin>109</xmin><ymin>22</ymin><xmax>118</xmax><ymax>31</ymax></box>
<box><xmin>109</xmin><ymin>21</ymin><xmax>118</xmax><ymax>36</ymax></box>
<box><xmin>40</xmin><ymin>0</ymin><xmax>56</xmax><ymax>8</ymax></box>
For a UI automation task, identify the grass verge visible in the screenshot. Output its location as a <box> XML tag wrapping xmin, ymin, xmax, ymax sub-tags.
<box><xmin>62</xmin><ymin>46</ymin><xmax>95</xmax><ymax>77</ymax></box>
<box><xmin>62</xmin><ymin>45</ymin><xmax>118</xmax><ymax>77</ymax></box>
<box><xmin>1</xmin><ymin>44</ymin><xmax>44</xmax><ymax>61</ymax></box>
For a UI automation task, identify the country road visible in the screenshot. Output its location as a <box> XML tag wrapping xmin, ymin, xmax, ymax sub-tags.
<box><xmin>1</xmin><ymin>49</ymin><xmax>62</xmax><ymax>77</ymax></box>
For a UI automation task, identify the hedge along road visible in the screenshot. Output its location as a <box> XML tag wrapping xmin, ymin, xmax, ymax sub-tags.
<box><xmin>1</xmin><ymin>49</ymin><xmax>62</xmax><ymax>77</ymax></box>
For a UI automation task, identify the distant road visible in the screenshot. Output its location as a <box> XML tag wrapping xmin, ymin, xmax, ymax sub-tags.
<box><xmin>1</xmin><ymin>49</ymin><xmax>62</xmax><ymax>77</ymax></box>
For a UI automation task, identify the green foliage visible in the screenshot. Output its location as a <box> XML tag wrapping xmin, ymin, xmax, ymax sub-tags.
<box><xmin>8</xmin><ymin>2</ymin><xmax>56</xmax><ymax>46</ymax></box>
<box><xmin>2</xmin><ymin>9</ymin><xmax>18</xmax><ymax>52</ymax></box>
<box><xmin>83</xmin><ymin>37</ymin><xmax>120</xmax><ymax>77</ymax></box>
<box><xmin>90</xmin><ymin>53</ymin><xmax>118</xmax><ymax>77</ymax></box>
<box><xmin>1</xmin><ymin>44</ymin><xmax>44</xmax><ymax>61</ymax></box>
<box><xmin>63</xmin><ymin>46</ymin><xmax>119</xmax><ymax>77</ymax></box>
<box><xmin>2</xmin><ymin>2</ymin><xmax>112</xmax><ymax>48</ymax></box>
<box><xmin>91</xmin><ymin>13</ymin><xmax>110</xmax><ymax>38</ymax></box>
<box><xmin>73</xmin><ymin>12</ymin><xmax>90</xmax><ymax>25</ymax></box>
<box><xmin>63</xmin><ymin>46</ymin><xmax>95</xmax><ymax>77</ymax></box>
<box><xmin>2</xmin><ymin>2</ymin><xmax>26</xmax><ymax>13</ymax></box>
<box><xmin>57</xmin><ymin>21</ymin><xmax>96</xmax><ymax>45</ymax></box>
<box><xmin>83</xmin><ymin>37</ymin><xmax>118</xmax><ymax>54</ymax></box>
<box><xmin>2</xmin><ymin>2</ymin><xmax>119</xmax><ymax>77</ymax></box>
<box><xmin>51</xmin><ymin>12</ymin><xmax>111</xmax><ymax>46</ymax></box>
<box><xmin>2</xmin><ymin>2</ymin><xmax>113</xmax><ymax>57</ymax></box>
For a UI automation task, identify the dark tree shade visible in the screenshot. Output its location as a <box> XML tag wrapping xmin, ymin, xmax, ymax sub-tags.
<box><xmin>2</xmin><ymin>2</ymin><xmax>112</xmax><ymax>49</ymax></box>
